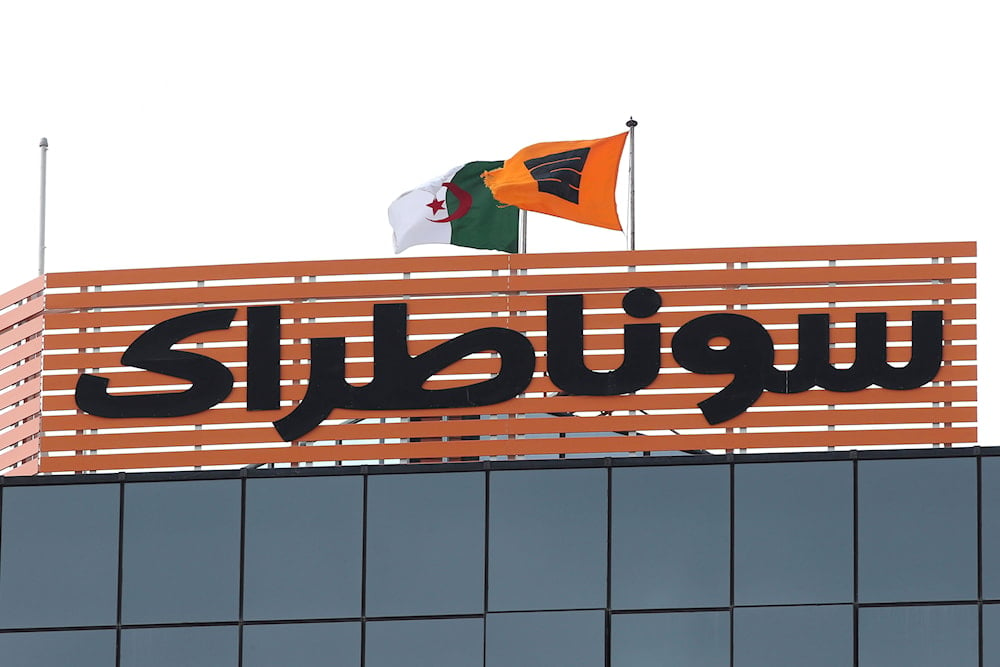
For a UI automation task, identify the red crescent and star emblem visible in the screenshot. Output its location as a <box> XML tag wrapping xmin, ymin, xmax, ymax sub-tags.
<box><xmin>426</xmin><ymin>182</ymin><xmax>472</xmax><ymax>223</ymax></box>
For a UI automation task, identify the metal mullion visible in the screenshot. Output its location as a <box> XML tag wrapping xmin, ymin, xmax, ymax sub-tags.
<box><xmin>237</xmin><ymin>473</ymin><xmax>246</xmax><ymax>667</ymax></box>
<box><xmin>116</xmin><ymin>478</ymin><xmax>125</xmax><ymax>667</ymax></box>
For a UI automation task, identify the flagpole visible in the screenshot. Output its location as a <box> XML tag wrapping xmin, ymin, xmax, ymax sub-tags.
<box><xmin>626</xmin><ymin>118</ymin><xmax>637</xmax><ymax>251</ymax></box>
<box><xmin>39</xmin><ymin>137</ymin><xmax>48</xmax><ymax>275</ymax></box>
<box><xmin>518</xmin><ymin>209</ymin><xmax>527</xmax><ymax>253</ymax></box>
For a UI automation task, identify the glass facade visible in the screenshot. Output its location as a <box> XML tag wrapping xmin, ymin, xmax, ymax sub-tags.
<box><xmin>0</xmin><ymin>449</ymin><xmax>993</xmax><ymax>666</ymax></box>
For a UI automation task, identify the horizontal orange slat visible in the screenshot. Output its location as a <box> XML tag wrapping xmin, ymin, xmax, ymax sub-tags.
<box><xmin>0</xmin><ymin>298</ymin><xmax>44</xmax><ymax>333</ymax></box>
<box><xmin>41</xmin><ymin>302</ymin><xmax>977</xmax><ymax>352</ymax></box>
<box><xmin>44</xmin><ymin>261</ymin><xmax>975</xmax><ymax>311</ymax></box>
<box><xmin>38</xmin><ymin>342</ymin><xmax>978</xmax><ymax>396</ymax></box>
<box><xmin>40</xmin><ymin>384</ymin><xmax>978</xmax><ymax>432</ymax></box>
<box><xmin>40</xmin><ymin>402</ymin><xmax>976</xmax><ymax>449</ymax></box>
<box><xmin>37</xmin><ymin>426</ymin><xmax>979</xmax><ymax>473</ymax></box>
<box><xmin>41</xmin><ymin>332</ymin><xmax>979</xmax><ymax>391</ymax></box>
<box><xmin>43</xmin><ymin>282</ymin><xmax>977</xmax><ymax>334</ymax></box>
<box><xmin>0</xmin><ymin>378</ymin><xmax>42</xmax><ymax>410</ymax></box>
<box><xmin>0</xmin><ymin>276</ymin><xmax>44</xmax><ymax>309</ymax></box>
<box><xmin>40</xmin><ymin>359</ymin><xmax>978</xmax><ymax>418</ymax></box>
<box><xmin>44</xmin><ymin>242</ymin><xmax>977</xmax><ymax>290</ymax></box>
<box><xmin>97</xmin><ymin>406</ymin><xmax>977</xmax><ymax>444</ymax></box>
<box><xmin>303</xmin><ymin>405</ymin><xmax>976</xmax><ymax>439</ymax></box>
<box><xmin>500</xmin><ymin>242</ymin><xmax>975</xmax><ymax>269</ymax></box>
<box><xmin>0</xmin><ymin>361</ymin><xmax>42</xmax><ymax>394</ymax></box>
<box><xmin>39</xmin><ymin>369</ymin><xmax>979</xmax><ymax>424</ymax></box>
<box><xmin>0</xmin><ymin>442</ymin><xmax>39</xmax><ymax>471</ymax></box>
<box><xmin>38</xmin><ymin>371</ymin><xmax>720</xmax><ymax>412</ymax></box>
<box><xmin>44</xmin><ymin>284</ymin><xmax>976</xmax><ymax>335</ymax></box>
<box><xmin>1</xmin><ymin>398</ymin><xmax>42</xmax><ymax>429</ymax></box>
<box><xmin>47</xmin><ymin>254</ymin><xmax>517</xmax><ymax>289</ymax></box>
<box><xmin>39</xmin><ymin>398</ymin><xmax>976</xmax><ymax>452</ymax></box>
<box><xmin>3</xmin><ymin>457</ymin><xmax>39</xmax><ymax>476</ymax></box>
<box><xmin>0</xmin><ymin>338</ymin><xmax>42</xmax><ymax>374</ymax></box>
<box><xmin>0</xmin><ymin>316</ymin><xmax>43</xmax><ymax>351</ymax></box>
<box><xmin>0</xmin><ymin>419</ymin><xmax>41</xmax><ymax>450</ymax></box>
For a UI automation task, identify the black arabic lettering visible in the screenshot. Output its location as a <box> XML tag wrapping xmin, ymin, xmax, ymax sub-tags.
<box><xmin>670</xmin><ymin>313</ymin><xmax>776</xmax><ymax>424</ymax></box>
<box><xmin>547</xmin><ymin>287</ymin><xmax>662</xmax><ymax>395</ymax></box>
<box><xmin>272</xmin><ymin>302</ymin><xmax>536</xmax><ymax>441</ymax></box>
<box><xmin>75</xmin><ymin>309</ymin><xmax>237</xmax><ymax>418</ymax></box>
<box><xmin>246</xmin><ymin>305</ymin><xmax>282</xmax><ymax>410</ymax></box>
<box><xmin>672</xmin><ymin>310</ymin><xmax>944</xmax><ymax>424</ymax></box>
<box><xmin>72</xmin><ymin>294</ymin><xmax>946</xmax><ymax>437</ymax></box>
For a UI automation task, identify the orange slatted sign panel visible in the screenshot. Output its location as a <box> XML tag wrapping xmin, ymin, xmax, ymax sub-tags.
<box><xmin>36</xmin><ymin>242</ymin><xmax>976</xmax><ymax>473</ymax></box>
<box><xmin>0</xmin><ymin>276</ymin><xmax>45</xmax><ymax>475</ymax></box>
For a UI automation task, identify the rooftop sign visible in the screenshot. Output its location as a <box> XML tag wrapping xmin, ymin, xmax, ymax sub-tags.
<box><xmin>0</xmin><ymin>242</ymin><xmax>977</xmax><ymax>474</ymax></box>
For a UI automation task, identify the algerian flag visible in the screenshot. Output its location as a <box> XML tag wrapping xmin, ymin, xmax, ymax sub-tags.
<box><xmin>389</xmin><ymin>161</ymin><xmax>519</xmax><ymax>253</ymax></box>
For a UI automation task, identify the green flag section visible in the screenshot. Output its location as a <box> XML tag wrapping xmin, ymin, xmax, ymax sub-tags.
<box><xmin>389</xmin><ymin>161</ymin><xmax>519</xmax><ymax>254</ymax></box>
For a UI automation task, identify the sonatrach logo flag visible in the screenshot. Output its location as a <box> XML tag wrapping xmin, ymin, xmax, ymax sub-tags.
<box><xmin>483</xmin><ymin>133</ymin><xmax>627</xmax><ymax>231</ymax></box>
<box><xmin>389</xmin><ymin>161</ymin><xmax>519</xmax><ymax>253</ymax></box>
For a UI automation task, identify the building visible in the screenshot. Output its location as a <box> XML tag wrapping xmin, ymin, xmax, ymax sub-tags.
<box><xmin>0</xmin><ymin>242</ymin><xmax>981</xmax><ymax>665</ymax></box>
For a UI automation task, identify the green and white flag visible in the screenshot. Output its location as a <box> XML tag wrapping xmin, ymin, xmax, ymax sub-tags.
<box><xmin>389</xmin><ymin>161</ymin><xmax>519</xmax><ymax>253</ymax></box>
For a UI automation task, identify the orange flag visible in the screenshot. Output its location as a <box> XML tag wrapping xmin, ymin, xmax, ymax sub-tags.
<box><xmin>483</xmin><ymin>132</ymin><xmax>627</xmax><ymax>231</ymax></box>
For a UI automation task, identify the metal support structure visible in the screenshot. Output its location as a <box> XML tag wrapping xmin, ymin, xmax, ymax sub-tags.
<box><xmin>626</xmin><ymin>118</ymin><xmax>637</xmax><ymax>251</ymax></box>
<box><xmin>39</xmin><ymin>138</ymin><xmax>48</xmax><ymax>275</ymax></box>
<box><xmin>518</xmin><ymin>208</ymin><xmax>527</xmax><ymax>254</ymax></box>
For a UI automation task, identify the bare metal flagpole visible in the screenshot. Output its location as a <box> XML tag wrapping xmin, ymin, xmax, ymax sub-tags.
<box><xmin>518</xmin><ymin>208</ymin><xmax>527</xmax><ymax>253</ymax></box>
<box><xmin>39</xmin><ymin>138</ymin><xmax>48</xmax><ymax>275</ymax></box>
<box><xmin>626</xmin><ymin>118</ymin><xmax>637</xmax><ymax>251</ymax></box>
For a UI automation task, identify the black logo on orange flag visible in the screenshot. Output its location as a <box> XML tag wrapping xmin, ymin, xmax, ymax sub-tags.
<box><xmin>524</xmin><ymin>148</ymin><xmax>590</xmax><ymax>204</ymax></box>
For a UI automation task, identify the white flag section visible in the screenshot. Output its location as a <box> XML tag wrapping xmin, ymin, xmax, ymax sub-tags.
<box><xmin>388</xmin><ymin>166</ymin><xmax>460</xmax><ymax>253</ymax></box>
<box><xmin>388</xmin><ymin>161</ymin><xmax>519</xmax><ymax>254</ymax></box>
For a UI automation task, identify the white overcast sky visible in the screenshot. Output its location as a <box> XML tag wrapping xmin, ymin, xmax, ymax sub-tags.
<box><xmin>1</xmin><ymin>1</ymin><xmax>996</xmax><ymax>438</ymax></box>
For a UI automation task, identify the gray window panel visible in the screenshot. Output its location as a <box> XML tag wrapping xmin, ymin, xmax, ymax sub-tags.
<box><xmin>488</xmin><ymin>468</ymin><xmax>607</xmax><ymax>611</ymax></box>
<box><xmin>858</xmin><ymin>458</ymin><xmax>977</xmax><ymax>602</ymax></box>
<box><xmin>734</xmin><ymin>605</ymin><xmax>853</xmax><ymax>667</ymax></box>
<box><xmin>612</xmin><ymin>610</ymin><xmax>729</xmax><ymax>667</ymax></box>
<box><xmin>859</xmin><ymin>604</ymin><xmax>978</xmax><ymax>667</ymax></box>
<box><xmin>366</xmin><ymin>472</ymin><xmax>484</xmax><ymax>616</ymax></box>
<box><xmin>0</xmin><ymin>484</ymin><xmax>119</xmax><ymax>628</ymax></box>
<box><xmin>121</xmin><ymin>480</ymin><xmax>241</xmax><ymax>624</ymax></box>
<box><xmin>612</xmin><ymin>465</ymin><xmax>729</xmax><ymax>609</ymax></box>
<box><xmin>487</xmin><ymin>610</ymin><xmax>604</xmax><ymax>667</ymax></box>
<box><xmin>243</xmin><ymin>475</ymin><xmax>363</xmax><ymax>620</ymax></box>
<box><xmin>243</xmin><ymin>622</ymin><xmax>360</xmax><ymax>667</ymax></box>
<box><xmin>121</xmin><ymin>626</ymin><xmax>238</xmax><ymax>667</ymax></box>
<box><xmin>0</xmin><ymin>629</ymin><xmax>116</xmax><ymax>666</ymax></box>
<box><xmin>366</xmin><ymin>617</ymin><xmax>483</xmax><ymax>667</ymax></box>
<box><xmin>982</xmin><ymin>458</ymin><xmax>1000</xmax><ymax>599</ymax></box>
<box><xmin>735</xmin><ymin>462</ymin><xmax>853</xmax><ymax>605</ymax></box>
<box><xmin>984</xmin><ymin>604</ymin><xmax>1000</xmax><ymax>666</ymax></box>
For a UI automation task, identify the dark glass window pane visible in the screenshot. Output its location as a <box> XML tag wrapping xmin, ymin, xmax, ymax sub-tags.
<box><xmin>612</xmin><ymin>610</ymin><xmax>729</xmax><ymax>667</ymax></box>
<box><xmin>366</xmin><ymin>618</ymin><xmax>483</xmax><ymax>667</ymax></box>
<box><xmin>488</xmin><ymin>468</ymin><xmax>607</xmax><ymax>611</ymax></box>
<box><xmin>367</xmin><ymin>471</ymin><xmax>484</xmax><ymax>616</ymax></box>
<box><xmin>858</xmin><ymin>458</ymin><xmax>977</xmax><ymax>602</ymax></box>
<box><xmin>243</xmin><ymin>622</ymin><xmax>360</xmax><ymax>667</ymax></box>
<box><xmin>121</xmin><ymin>626</ymin><xmax>238</xmax><ymax>667</ymax></box>
<box><xmin>121</xmin><ymin>479</ymin><xmax>241</xmax><ymax>624</ymax></box>
<box><xmin>734</xmin><ymin>605</ymin><xmax>853</xmax><ymax>667</ymax></box>
<box><xmin>486</xmin><ymin>610</ymin><xmax>604</xmax><ymax>667</ymax></box>
<box><xmin>0</xmin><ymin>483</ymin><xmax>119</xmax><ymax>628</ymax></box>
<box><xmin>735</xmin><ymin>461</ymin><xmax>853</xmax><ymax>605</ymax></box>
<box><xmin>984</xmin><ymin>604</ymin><xmax>1000</xmax><ymax>665</ymax></box>
<box><xmin>244</xmin><ymin>475</ymin><xmax>363</xmax><ymax>620</ymax></box>
<box><xmin>0</xmin><ymin>629</ymin><xmax>116</xmax><ymax>666</ymax></box>
<box><xmin>982</xmin><ymin>458</ymin><xmax>1000</xmax><ymax>598</ymax></box>
<box><xmin>859</xmin><ymin>604</ymin><xmax>978</xmax><ymax>667</ymax></box>
<box><xmin>612</xmin><ymin>464</ymin><xmax>729</xmax><ymax>609</ymax></box>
